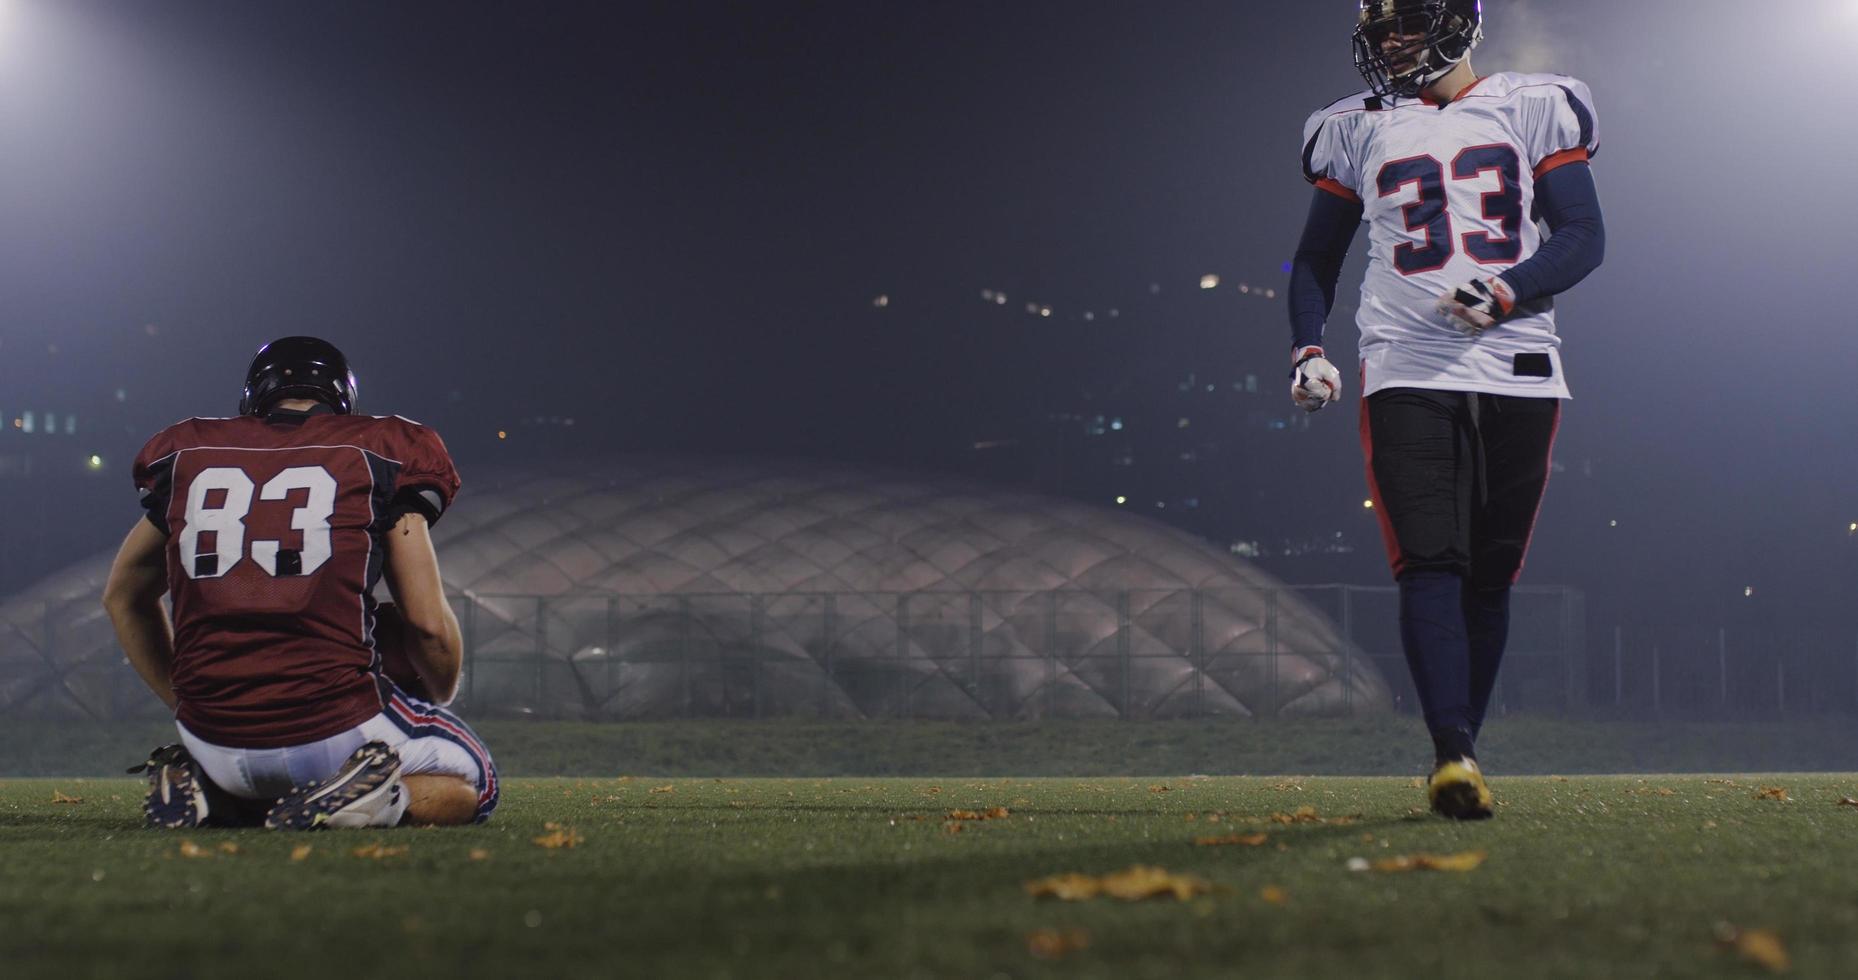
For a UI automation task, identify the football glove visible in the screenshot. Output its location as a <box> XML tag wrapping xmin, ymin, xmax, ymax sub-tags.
<box><xmin>1436</xmin><ymin>276</ymin><xmax>1516</xmax><ymax>336</ymax></box>
<box><xmin>1291</xmin><ymin>346</ymin><xmax>1342</xmax><ymax>413</ymax></box>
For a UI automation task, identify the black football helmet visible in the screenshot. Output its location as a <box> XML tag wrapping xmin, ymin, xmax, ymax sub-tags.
<box><xmin>239</xmin><ymin>336</ymin><xmax>358</xmax><ymax>416</ymax></box>
<box><xmin>1353</xmin><ymin>0</ymin><xmax>1484</xmax><ymax>99</ymax></box>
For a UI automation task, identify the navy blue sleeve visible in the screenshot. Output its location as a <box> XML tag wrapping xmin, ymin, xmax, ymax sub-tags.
<box><xmin>1287</xmin><ymin>188</ymin><xmax>1364</xmax><ymax>351</ymax></box>
<box><xmin>1498</xmin><ymin>161</ymin><xmax>1606</xmax><ymax>304</ymax></box>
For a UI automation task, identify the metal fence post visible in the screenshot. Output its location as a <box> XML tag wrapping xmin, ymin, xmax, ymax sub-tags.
<box><xmin>896</xmin><ymin>593</ymin><xmax>911</xmax><ymax>719</ymax></box>
<box><xmin>679</xmin><ymin>595</ymin><xmax>693</xmax><ymax>719</ymax></box>
<box><xmin>1718</xmin><ymin>626</ymin><xmax>1728</xmax><ymax>710</ymax></box>
<box><xmin>1117</xmin><ymin>591</ymin><xmax>1132</xmax><ymax>719</ymax></box>
<box><xmin>968</xmin><ymin>593</ymin><xmax>983</xmax><ymax>712</ymax></box>
<box><xmin>1651</xmin><ymin>644</ymin><xmax>1661</xmax><ymax>716</ymax></box>
<box><xmin>821</xmin><ymin>594</ymin><xmax>836</xmax><ymax>719</ymax></box>
<box><xmin>533</xmin><ymin>596</ymin><xmax>547</xmax><ymax>712</ymax></box>
<box><xmin>750</xmin><ymin>593</ymin><xmax>764</xmax><ymax>719</ymax></box>
<box><xmin>1613</xmin><ymin>626</ymin><xmax>1623</xmax><ymax>706</ymax></box>
<box><xmin>1340</xmin><ymin>585</ymin><xmax>1354</xmax><ymax>712</ymax></box>
<box><xmin>1044</xmin><ymin>591</ymin><xmax>1058</xmax><ymax>717</ymax></box>
<box><xmin>1264</xmin><ymin>589</ymin><xmax>1278</xmax><ymax>718</ymax></box>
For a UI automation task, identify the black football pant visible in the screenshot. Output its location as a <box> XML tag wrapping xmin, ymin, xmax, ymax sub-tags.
<box><xmin>1360</xmin><ymin>388</ymin><xmax>1560</xmax><ymax>756</ymax></box>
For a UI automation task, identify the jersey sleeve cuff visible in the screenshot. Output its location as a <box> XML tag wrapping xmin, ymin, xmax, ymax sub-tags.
<box><xmin>1533</xmin><ymin>147</ymin><xmax>1590</xmax><ymax>180</ymax></box>
<box><xmin>1312</xmin><ymin>177</ymin><xmax>1361</xmax><ymax>203</ymax></box>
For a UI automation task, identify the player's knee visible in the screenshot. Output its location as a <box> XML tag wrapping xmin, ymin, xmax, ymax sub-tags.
<box><xmin>401</xmin><ymin>774</ymin><xmax>481</xmax><ymax>826</ymax></box>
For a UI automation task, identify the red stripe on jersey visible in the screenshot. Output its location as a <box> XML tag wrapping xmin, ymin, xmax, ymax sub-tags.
<box><xmin>1313</xmin><ymin>178</ymin><xmax>1361</xmax><ymax>203</ymax></box>
<box><xmin>1533</xmin><ymin>147</ymin><xmax>1589</xmax><ymax>179</ymax></box>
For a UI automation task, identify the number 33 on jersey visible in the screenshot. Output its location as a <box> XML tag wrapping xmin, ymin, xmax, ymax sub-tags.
<box><xmin>1301</xmin><ymin>73</ymin><xmax>1599</xmax><ymax>399</ymax></box>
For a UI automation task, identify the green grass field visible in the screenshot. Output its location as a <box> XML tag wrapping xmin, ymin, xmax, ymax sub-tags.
<box><xmin>6</xmin><ymin>774</ymin><xmax>1858</xmax><ymax>979</ymax></box>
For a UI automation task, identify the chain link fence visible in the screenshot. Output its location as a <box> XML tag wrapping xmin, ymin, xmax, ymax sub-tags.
<box><xmin>2</xmin><ymin>585</ymin><xmax>1589</xmax><ymax>723</ymax></box>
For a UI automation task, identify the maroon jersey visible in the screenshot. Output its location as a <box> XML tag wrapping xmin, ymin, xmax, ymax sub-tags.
<box><xmin>131</xmin><ymin>408</ymin><xmax>460</xmax><ymax>748</ymax></box>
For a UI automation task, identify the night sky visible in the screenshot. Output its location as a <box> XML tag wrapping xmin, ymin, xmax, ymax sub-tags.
<box><xmin>3</xmin><ymin>0</ymin><xmax>1858</xmax><ymax>640</ymax></box>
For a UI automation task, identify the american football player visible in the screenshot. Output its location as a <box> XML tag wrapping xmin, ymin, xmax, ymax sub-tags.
<box><xmin>1287</xmin><ymin>0</ymin><xmax>1606</xmax><ymax>817</ymax></box>
<box><xmin>104</xmin><ymin>337</ymin><xmax>497</xmax><ymax>829</ymax></box>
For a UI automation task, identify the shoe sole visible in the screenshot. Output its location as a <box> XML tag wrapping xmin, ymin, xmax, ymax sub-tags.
<box><xmin>145</xmin><ymin>764</ymin><xmax>209</xmax><ymax>830</ymax></box>
<box><xmin>1431</xmin><ymin>780</ymin><xmax>1494</xmax><ymax>821</ymax></box>
<box><xmin>264</xmin><ymin>750</ymin><xmax>402</xmax><ymax>831</ymax></box>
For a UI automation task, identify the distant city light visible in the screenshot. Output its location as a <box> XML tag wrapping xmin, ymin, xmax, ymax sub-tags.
<box><xmin>1744</xmin><ymin>587</ymin><xmax>1754</xmax><ymax>597</ymax></box>
<box><xmin>1176</xmin><ymin>418</ymin><xmax>1191</xmax><ymax>429</ymax></box>
<box><xmin>1115</xmin><ymin>496</ymin><xmax>1127</xmax><ymax>505</ymax></box>
<box><xmin>497</xmin><ymin>430</ymin><xmax>507</xmax><ymax>440</ymax></box>
<box><xmin>1199</xmin><ymin>275</ymin><xmax>1220</xmax><ymax>290</ymax></box>
<box><xmin>1281</xmin><ymin>261</ymin><xmax>1294</xmax><ymax>274</ymax></box>
<box><xmin>1263</xmin><ymin>289</ymin><xmax>1277</xmax><ymax>299</ymax></box>
<box><xmin>114</xmin><ymin>389</ymin><xmax>127</xmax><ymax>402</ymax></box>
<box><xmin>1848</xmin><ymin>522</ymin><xmax>1856</xmax><ymax>533</ymax></box>
<box><xmin>1109</xmin><ymin>419</ymin><xmax>1123</xmax><ymax>431</ymax></box>
<box><xmin>86</xmin><ymin>455</ymin><xmax>102</xmax><ymax>470</ymax></box>
<box><xmin>872</xmin><ymin>294</ymin><xmax>890</xmax><ymax>309</ymax></box>
<box><xmin>1039</xmin><ymin>307</ymin><xmax>1052</xmax><ymax>318</ymax></box>
<box><xmin>1609</xmin><ymin>519</ymin><xmax>1618</xmax><ymax>527</ymax></box>
<box><xmin>1083</xmin><ymin>312</ymin><xmax>1095</xmax><ymax>321</ymax></box>
<box><xmin>1239</xmin><ymin>284</ymin><xmax>1250</xmax><ymax>294</ymax></box>
<box><xmin>1363</xmin><ymin>499</ymin><xmax>1374</xmax><ymax>509</ymax></box>
<box><xmin>1107</xmin><ymin>309</ymin><xmax>1119</xmax><ymax>318</ymax></box>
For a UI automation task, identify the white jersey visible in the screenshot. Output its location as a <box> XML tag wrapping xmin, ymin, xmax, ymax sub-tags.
<box><xmin>1301</xmin><ymin>72</ymin><xmax>1599</xmax><ymax>398</ymax></box>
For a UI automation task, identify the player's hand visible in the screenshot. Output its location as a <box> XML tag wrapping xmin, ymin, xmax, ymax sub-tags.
<box><xmin>1291</xmin><ymin>346</ymin><xmax>1342</xmax><ymax>413</ymax></box>
<box><xmin>1436</xmin><ymin>276</ymin><xmax>1516</xmax><ymax>336</ymax></box>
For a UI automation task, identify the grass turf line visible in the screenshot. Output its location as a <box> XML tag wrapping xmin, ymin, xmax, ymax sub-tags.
<box><xmin>4</xmin><ymin>775</ymin><xmax>1858</xmax><ymax>979</ymax></box>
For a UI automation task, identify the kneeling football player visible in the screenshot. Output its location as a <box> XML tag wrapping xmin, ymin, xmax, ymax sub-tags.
<box><xmin>103</xmin><ymin>337</ymin><xmax>497</xmax><ymax>829</ymax></box>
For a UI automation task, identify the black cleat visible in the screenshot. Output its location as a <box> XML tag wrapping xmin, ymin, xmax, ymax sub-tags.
<box><xmin>264</xmin><ymin>741</ymin><xmax>406</xmax><ymax>831</ymax></box>
<box><xmin>129</xmin><ymin>744</ymin><xmax>211</xmax><ymax>829</ymax></box>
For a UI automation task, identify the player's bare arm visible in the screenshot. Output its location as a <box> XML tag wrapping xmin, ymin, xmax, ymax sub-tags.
<box><xmin>102</xmin><ymin>516</ymin><xmax>177</xmax><ymax>710</ymax></box>
<box><xmin>381</xmin><ymin>511</ymin><xmax>463</xmax><ymax>704</ymax></box>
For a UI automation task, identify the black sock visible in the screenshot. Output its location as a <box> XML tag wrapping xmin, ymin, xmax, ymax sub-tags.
<box><xmin>1431</xmin><ymin>726</ymin><xmax>1476</xmax><ymax>765</ymax></box>
<box><xmin>1398</xmin><ymin>569</ymin><xmax>1473</xmax><ymax>740</ymax></box>
<box><xmin>1464</xmin><ymin>584</ymin><xmax>1511</xmax><ymax>739</ymax></box>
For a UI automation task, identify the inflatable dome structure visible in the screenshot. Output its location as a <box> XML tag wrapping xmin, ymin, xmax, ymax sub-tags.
<box><xmin>0</xmin><ymin>457</ymin><xmax>1392</xmax><ymax>721</ymax></box>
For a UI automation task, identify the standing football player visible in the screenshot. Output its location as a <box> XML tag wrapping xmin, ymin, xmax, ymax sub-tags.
<box><xmin>102</xmin><ymin>337</ymin><xmax>498</xmax><ymax>829</ymax></box>
<box><xmin>1286</xmin><ymin>0</ymin><xmax>1605</xmax><ymax>817</ymax></box>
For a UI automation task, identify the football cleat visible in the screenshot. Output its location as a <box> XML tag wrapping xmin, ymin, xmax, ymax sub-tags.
<box><xmin>129</xmin><ymin>744</ymin><xmax>211</xmax><ymax>830</ymax></box>
<box><xmin>1428</xmin><ymin>757</ymin><xmax>1494</xmax><ymax>820</ymax></box>
<box><xmin>263</xmin><ymin>741</ymin><xmax>408</xmax><ymax>831</ymax></box>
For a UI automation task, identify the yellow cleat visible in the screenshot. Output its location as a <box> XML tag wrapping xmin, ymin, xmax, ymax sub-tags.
<box><xmin>1428</xmin><ymin>758</ymin><xmax>1494</xmax><ymax>820</ymax></box>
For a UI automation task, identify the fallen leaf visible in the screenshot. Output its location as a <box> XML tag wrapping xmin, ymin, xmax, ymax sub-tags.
<box><xmin>946</xmin><ymin>807</ymin><xmax>1011</xmax><ymax>822</ymax></box>
<box><xmin>216</xmin><ymin>842</ymin><xmax>240</xmax><ymax>855</ymax></box>
<box><xmin>51</xmin><ymin>790</ymin><xmax>83</xmax><ymax>805</ymax></box>
<box><xmin>1715</xmin><ymin>923</ymin><xmax>1790</xmax><ymax>974</ymax></box>
<box><xmin>1551</xmin><ymin>776</ymin><xmax>1570</xmax><ymax>783</ymax></box>
<box><xmin>1025</xmin><ymin>866</ymin><xmax>1210</xmax><ymax>902</ymax></box>
<box><xmin>352</xmin><ymin>843</ymin><xmax>409</xmax><ymax>859</ymax></box>
<box><xmin>1755</xmin><ymin>787</ymin><xmax>1789</xmax><ymax>802</ymax></box>
<box><xmin>532</xmin><ymin>826</ymin><xmax>584</xmax><ymax>849</ymax></box>
<box><xmin>178</xmin><ymin>840</ymin><xmax>211</xmax><ymax>859</ymax></box>
<box><xmin>1026</xmin><ymin>928</ymin><xmax>1091</xmax><ymax>960</ymax></box>
<box><xmin>1024</xmin><ymin>873</ymin><xmax>1102</xmax><ymax>901</ymax></box>
<box><xmin>1408</xmin><ymin>777</ymin><xmax>1426</xmax><ymax>789</ymax></box>
<box><xmin>290</xmin><ymin>844</ymin><xmax>313</xmax><ymax>862</ymax></box>
<box><xmin>468</xmin><ymin>848</ymin><xmax>491</xmax><ymax>861</ymax></box>
<box><xmin>942</xmin><ymin>821</ymin><xmax>966</xmax><ymax>834</ymax></box>
<box><xmin>1194</xmin><ymin>833</ymin><xmax>1269</xmax><ymax>847</ymax></box>
<box><xmin>1259</xmin><ymin>885</ymin><xmax>1289</xmax><ymax>905</ymax></box>
<box><xmin>1372</xmin><ymin>851</ymin><xmax>1488</xmax><ymax>873</ymax></box>
<box><xmin>1149</xmin><ymin>785</ymin><xmax>1171</xmax><ymax>794</ymax></box>
<box><xmin>1271</xmin><ymin>780</ymin><xmax>1303</xmax><ymax>792</ymax></box>
<box><xmin>649</xmin><ymin>785</ymin><xmax>675</xmax><ymax>795</ymax></box>
<box><xmin>1099</xmin><ymin>866</ymin><xmax>1213</xmax><ymax>901</ymax></box>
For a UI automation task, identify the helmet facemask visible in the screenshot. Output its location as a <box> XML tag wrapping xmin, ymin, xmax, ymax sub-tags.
<box><xmin>1353</xmin><ymin>2</ymin><xmax>1483</xmax><ymax>99</ymax></box>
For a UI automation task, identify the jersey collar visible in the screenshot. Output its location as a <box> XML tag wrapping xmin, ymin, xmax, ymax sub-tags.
<box><xmin>1418</xmin><ymin>75</ymin><xmax>1487</xmax><ymax>108</ymax></box>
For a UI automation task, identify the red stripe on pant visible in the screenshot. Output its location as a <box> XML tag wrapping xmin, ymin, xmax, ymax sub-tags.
<box><xmin>389</xmin><ymin>696</ymin><xmax>498</xmax><ymax>807</ymax></box>
<box><xmin>1358</xmin><ymin>391</ymin><xmax>1405</xmax><ymax>578</ymax></box>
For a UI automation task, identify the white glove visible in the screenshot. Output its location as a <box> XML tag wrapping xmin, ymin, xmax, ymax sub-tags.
<box><xmin>1291</xmin><ymin>346</ymin><xmax>1342</xmax><ymax>413</ymax></box>
<box><xmin>1436</xmin><ymin>276</ymin><xmax>1516</xmax><ymax>336</ymax></box>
